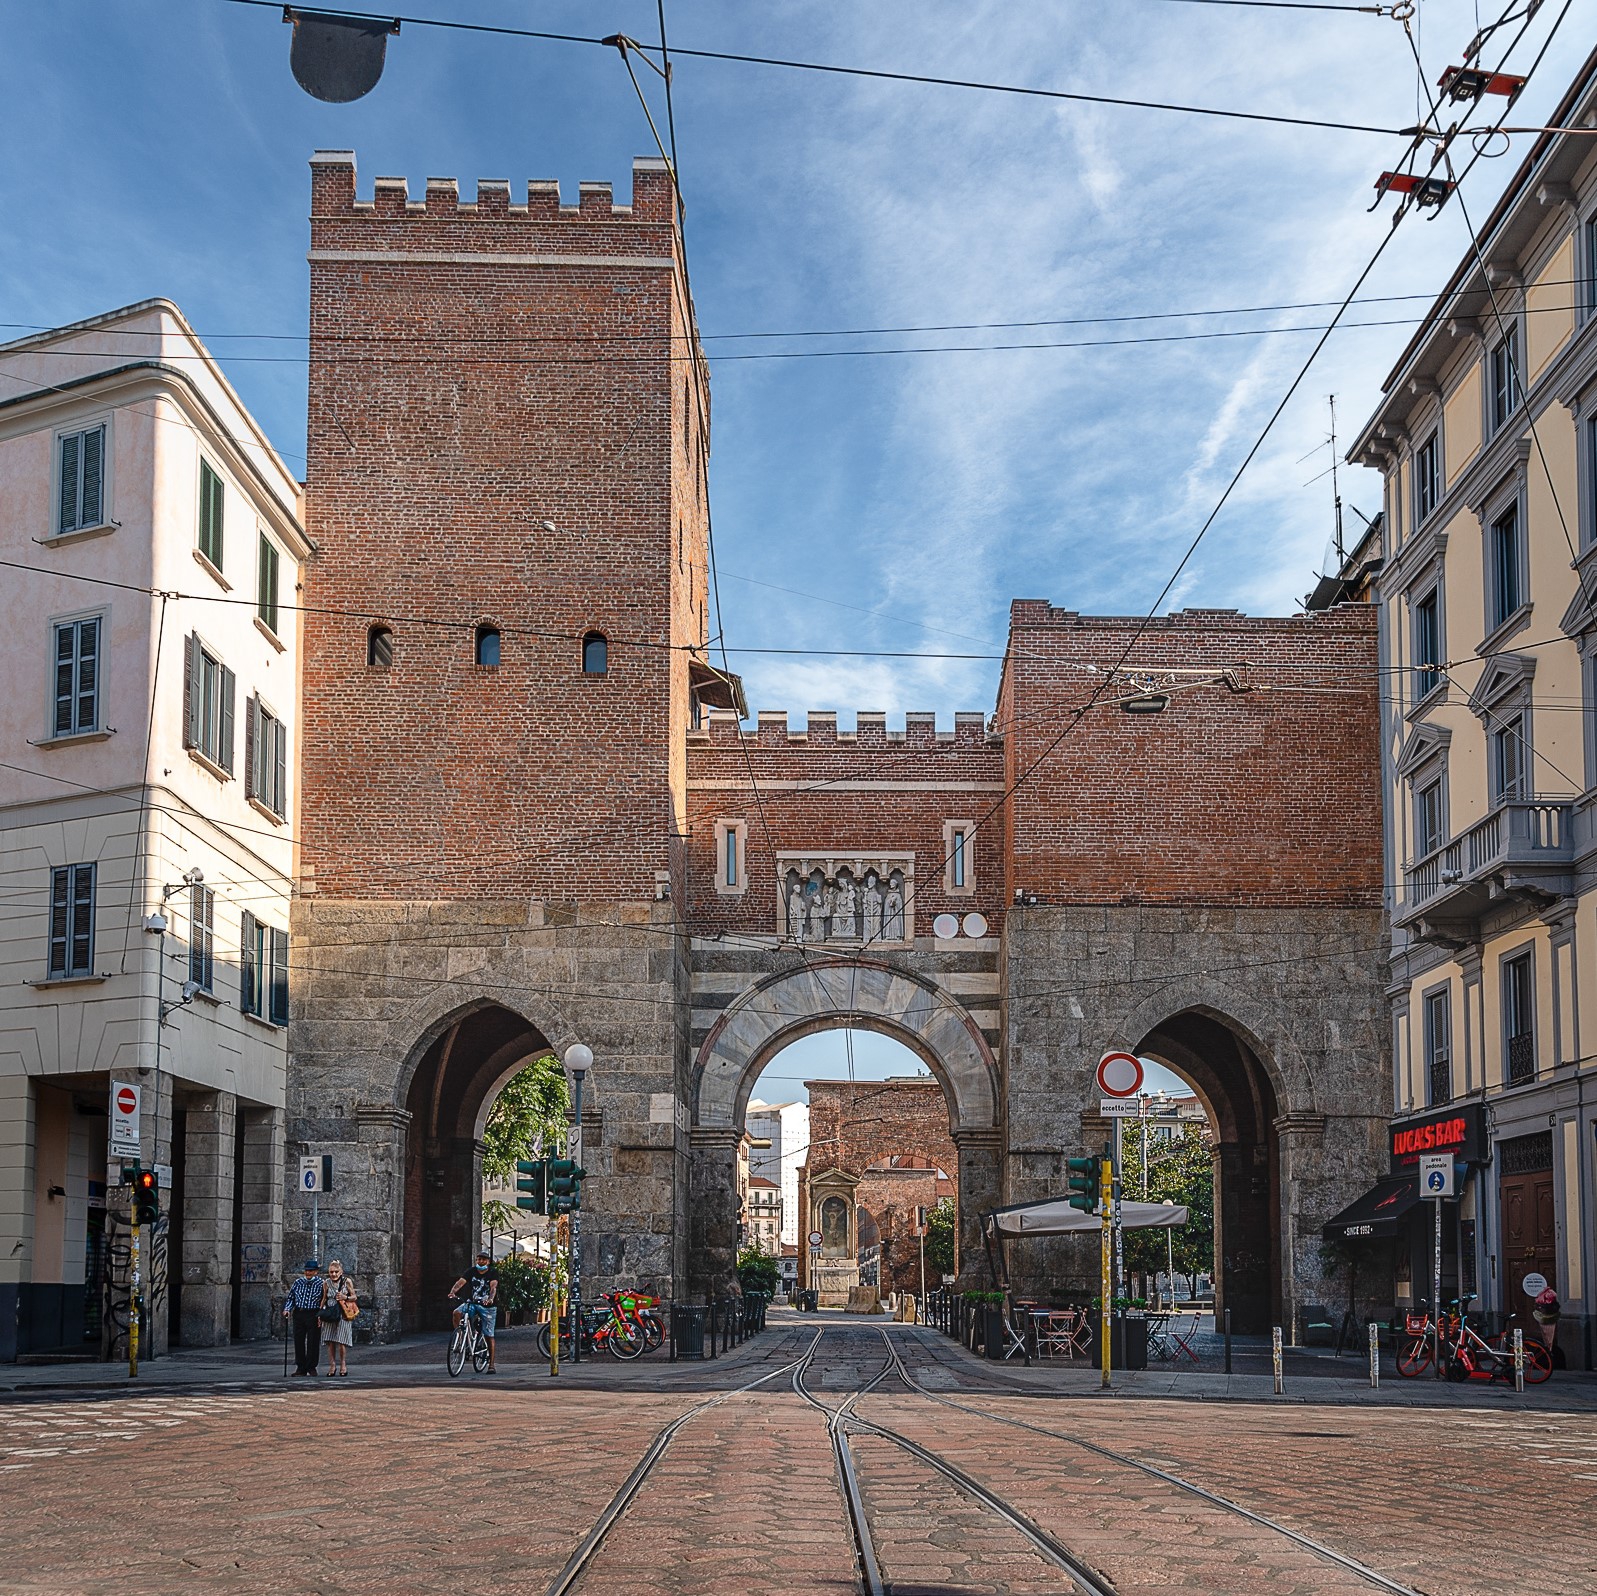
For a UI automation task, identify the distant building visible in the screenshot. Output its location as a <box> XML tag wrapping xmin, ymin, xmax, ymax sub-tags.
<box><xmin>0</xmin><ymin>301</ymin><xmax>307</xmax><ymax>1361</ymax></box>
<box><xmin>745</xmin><ymin>1099</ymin><xmax>809</xmax><ymax>1247</ymax></box>
<box><xmin>746</xmin><ymin>1176</ymin><xmax>781</xmax><ymax>1254</ymax></box>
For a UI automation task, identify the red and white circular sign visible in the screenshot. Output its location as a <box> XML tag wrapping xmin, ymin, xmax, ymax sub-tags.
<box><xmin>115</xmin><ymin>1086</ymin><xmax>138</xmax><ymax>1116</ymax></box>
<box><xmin>1096</xmin><ymin>1051</ymin><xmax>1144</xmax><ymax>1098</ymax></box>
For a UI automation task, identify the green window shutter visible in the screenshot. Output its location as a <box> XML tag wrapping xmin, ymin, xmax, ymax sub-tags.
<box><xmin>258</xmin><ymin>535</ymin><xmax>279</xmax><ymax>631</ymax></box>
<box><xmin>77</xmin><ymin>618</ymin><xmax>99</xmax><ymax>733</ymax></box>
<box><xmin>240</xmin><ymin>910</ymin><xmax>257</xmax><ymax>1014</ymax></box>
<box><xmin>272</xmin><ymin>717</ymin><xmax>288</xmax><ymax>817</ymax></box>
<box><xmin>200</xmin><ymin>460</ymin><xmax>224</xmax><ymax>567</ymax></box>
<box><xmin>48</xmin><ymin>867</ymin><xmax>69</xmax><ymax>975</ymax></box>
<box><xmin>81</xmin><ymin>427</ymin><xmax>103</xmax><ymax>526</ymax></box>
<box><xmin>269</xmin><ymin>928</ymin><xmax>289</xmax><ymax>1026</ymax></box>
<box><xmin>218</xmin><ymin>664</ymin><xmax>236</xmax><ymax>773</ymax></box>
<box><xmin>183</xmin><ymin>634</ymin><xmax>202</xmax><ymax>749</ymax></box>
<box><xmin>70</xmin><ymin>864</ymin><xmax>94</xmax><ymax>975</ymax></box>
<box><xmin>59</xmin><ymin>433</ymin><xmax>80</xmax><ymax>533</ymax></box>
<box><xmin>54</xmin><ymin>625</ymin><xmax>75</xmax><ymax>735</ymax></box>
<box><xmin>243</xmin><ymin>696</ymin><xmax>257</xmax><ymax>800</ymax></box>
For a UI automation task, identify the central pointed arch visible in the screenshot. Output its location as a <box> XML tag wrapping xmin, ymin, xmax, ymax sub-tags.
<box><xmin>692</xmin><ymin>958</ymin><xmax>999</xmax><ymax>1135</ymax></box>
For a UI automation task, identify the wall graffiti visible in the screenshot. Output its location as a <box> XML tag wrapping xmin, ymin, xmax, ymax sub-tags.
<box><xmin>102</xmin><ymin>1207</ymin><xmax>170</xmax><ymax>1360</ymax></box>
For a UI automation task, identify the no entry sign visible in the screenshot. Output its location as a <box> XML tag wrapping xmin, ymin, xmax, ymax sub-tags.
<box><xmin>1096</xmin><ymin>1051</ymin><xmax>1144</xmax><ymax>1098</ymax></box>
<box><xmin>109</xmin><ymin>1082</ymin><xmax>140</xmax><ymax>1156</ymax></box>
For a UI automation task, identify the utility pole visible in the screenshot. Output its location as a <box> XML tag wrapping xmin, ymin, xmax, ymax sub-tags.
<box><xmin>127</xmin><ymin>1176</ymin><xmax>140</xmax><ymax>1379</ymax></box>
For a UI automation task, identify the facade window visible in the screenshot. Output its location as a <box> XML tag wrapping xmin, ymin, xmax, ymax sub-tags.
<box><xmin>1415</xmin><ymin>431</ymin><xmax>1440</xmax><ymax>523</ymax></box>
<box><xmin>1587</xmin><ymin>214</ymin><xmax>1597</xmax><ymax>317</ymax></box>
<box><xmin>1587</xmin><ymin>414</ymin><xmax>1597</xmax><ymax>548</ymax></box>
<box><xmin>56</xmin><ymin>425</ymin><xmax>105</xmax><ymax>535</ymax></box>
<box><xmin>246</xmin><ymin>697</ymin><xmax>288</xmax><ymax>819</ymax></box>
<box><xmin>714</xmin><ymin>818</ymin><xmax>747</xmax><ymax>896</ymax></box>
<box><xmin>943</xmin><ymin>820</ymin><xmax>976</xmax><ymax>894</ymax></box>
<box><xmin>1491</xmin><ymin>711</ymin><xmax>1528</xmax><ymax>802</ymax></box>
<box><xmin>475</xmin><ymin>625</ymin><xmax>500</xmax><ymax>667</ymax></box>
<box><xmin>1412</xmin><ymin>588</ymin><xmax>1441</xmax><ymax>701</ymax></box>
<box><xmin>367</xmin><ymin>625</ymin><xmax>393</xmax><ymax>668</ymax></box>
<box><xmin>1489</xmin><ymin>325</ymin><xmax>1522</xmax><ymax>433</ymax></box>
<box><xmin>1423</xmin><ymin>987</ymin><xmax>1452</xmax><ymax>1106</ymax></box>
<box><xmin>582</xmin><ymin>631</ymin><xmax>608</xmax><ymax>675</ymax></box>
<box><xmin>240</xmin><ymin>913</ymin><xmax>289</xmax><ymax>1025</ymax></box>
<box><xmin>52</xmin><ymin>616</ymin><xmax>101</xmax><ymax>736</ymax></box>
<box><xmin>1502</xmin><ymin>949</ymin><xmax>1535</xmax><ymax>1085</ymax></box>
<box><xmin>1488</xmin><ymin>505</ymin><xmax>1523</xmax><ymax>629</ymax></box>
<box><xmin>198</xmin><ymin>459</ymin><xmax>225</xmax><ymax>570</ymax></box>
<box><xmin>183</xmin><ymin>633</ymin><xmax>236</xmax><ymax>774</ymax></box>
<box><xmin>188</xmin><ymin>884</ymin><xmax>215</xmax><ymax>992</ymax></box>
<box><xmin>1586</xmin><ymin>653</ymin><xmax>1597</xmax><ymax>791</ymax></box>
<box><xmin>1415</xmin><ymin>777</ymin><xmax>1445</xmax><ymax>857</ymax></box>
<box><xmin>47</xmin><ymin>863</ymin><xmax>95</xmax><ymax>978</ymax></box>
<box><xmin>257</xmin><ymin>534</ymin><xmax>280</xmax><ymax>633</ymax></box>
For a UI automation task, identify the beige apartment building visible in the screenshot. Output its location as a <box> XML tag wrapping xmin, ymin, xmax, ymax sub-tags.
<box><xmin>1351</xmin><ymin>47</ymin><xmax>1597</xmax><ymax>1368</ymax></box>
<box><xmin>0</xmin><ymin>302</ymin><xmax>308</xmax><ymax>1360</ymax></box>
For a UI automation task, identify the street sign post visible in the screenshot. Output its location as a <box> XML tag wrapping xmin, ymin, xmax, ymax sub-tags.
<box><xmin>110</xmin><ymin>1082</ymin><xmax>140</xmax><ymax>1157</ymax></box>
<box><xmin>1418</xmin><ymin>1155</ymin><xmax>1453</xmax><ymax>1380</ymax></box>
<box><xmin>1096</xmin><ymin>1052</ymin><xmax>1143</xmax><ymax>1098</ymax></box>
<box><xmin>299</xmin><ymin>1156</ymin><xmax>332</xmax><ymax>1259</ymax></box>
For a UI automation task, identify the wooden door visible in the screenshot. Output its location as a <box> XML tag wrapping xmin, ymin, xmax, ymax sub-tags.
<box><xmin>1500</xmin><ymin>1169</ymin><xmax>1557</xmax><ymax>1311</ymax></box>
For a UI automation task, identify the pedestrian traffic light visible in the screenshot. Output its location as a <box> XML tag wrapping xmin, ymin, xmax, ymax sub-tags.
<box><xmin>547</xmin><ymin>1158</ymin><xmax>585</xmax><ymax>1214</ymax></box>
<box><xmin>131</xmin><ymin>1165</ymin><xmax>160</xmax><ymax>1226</ymax></box>
<box><xmin>1066</xmin><ymin>1156</ymin><xmax>1101</xmax><ymax>1214</ymax></box>
<box><xmin>515</xmin><ymin>1158</ymin><xmax>547</xmax><ymax>1215</ymax></box>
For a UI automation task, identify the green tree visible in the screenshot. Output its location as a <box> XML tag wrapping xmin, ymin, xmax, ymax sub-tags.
<box><xmin>736</xmin><ymin>1245</ymin><xmax>780</xmax><ymax>1296</ymax></box>
<box><xmin>482</xmin><ymin>1054</ymin><xmax>569</xmax><ymax>1182</ymax></box>
<box><xmin>1119</xmin><ymin>1121</ymin><xmax>1214</xmax><ymax>1284</ymax></box>
<box><xmin>924</xmin><ymin>1196</ymin><xmax>957</xmax><ymax>1276</ymax></box>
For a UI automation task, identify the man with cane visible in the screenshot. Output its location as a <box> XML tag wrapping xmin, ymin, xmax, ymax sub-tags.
<box><xmin>282</xmin><ymin>1259</ymin><xmax>326</xmax><ymax>1376</ymax></box>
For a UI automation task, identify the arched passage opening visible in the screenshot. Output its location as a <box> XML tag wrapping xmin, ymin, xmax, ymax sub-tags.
<box><xmin>399</xmin><ymin>1002</ymin><xmax>557</xmax><ymax>1332</ymax></box>
<box><xmin>742</xmin><ymin>1028</ymin><xmax>957</xmax><ymax>1307</ymax></box>
<box><xmin>1134</xmin><ymin>1008</ymin><xmax>1281</xmax><ymax>1334</ymax></box>
<box><xmin>691</xmin><ymin>959</ymin><xmax>1000</xmax><ymax>1296</ymax></box>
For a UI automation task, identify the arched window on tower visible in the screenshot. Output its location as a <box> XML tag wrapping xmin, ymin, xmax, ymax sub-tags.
<box><xmin>367</xmin><ymin>625</ymin><xmax>393</xmax><ymax>668</ymax></box>
<box><xmin>582</xmin><ymin>631</ymin><xmax>608</xmax><ymax>675</ymax></box>
<box><xmin>475</xmin><ymin>624</ymin><xmax>501</xmax><ymax>668</ymax></box>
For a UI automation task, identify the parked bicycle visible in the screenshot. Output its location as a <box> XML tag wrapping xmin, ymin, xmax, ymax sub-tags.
<box><xmin>616</xmin><ymin>1288</ymin><xmax>664</xmax><ymax>1351</ymax></box>
<box><xmin>448</xmin><ymin>1301</ymin><xmax>493</xmax><ymax>1377</ymax></box>
<box><xmin>1395</xmin><ymin>1296</ymin><xmax>1551</xmax><ymax>1383</ymax></box>
<box><xmin>536</xmin><ymin>1292</ymin><xmax>648</xmax><ymax>1361</ymax></box>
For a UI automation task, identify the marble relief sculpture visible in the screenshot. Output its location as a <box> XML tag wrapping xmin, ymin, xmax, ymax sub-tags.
<box><xmin>862</xmin><ymin>872</ymin><xmax>883</xmax><ymax>941</ymax></box>
<box><xmin>807</xmin><ymin>875</ymin><xmax>831</xmax><ymax>941</ymax></box>
<box><xmin>776</xmin><ymin>855</ymin><xmax>914</xmax><ymax>946</ymax></box>
<box><xmin>883</xmin><ymin>873</ymin><xmax>905</xmax><ymax>943</ymax></box>
<box><xmin>832</xmin><ymin>873</ymin><xmax>858</xmax><ymax>938</ymax></box>
<box><xmin>787</xmin><ymin>882</ymin><xmax>807</xmax><ymax>942</ymax></box>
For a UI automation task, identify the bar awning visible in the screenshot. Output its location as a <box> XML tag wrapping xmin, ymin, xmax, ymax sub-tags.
<box><xmin>1321</xmin><ymin>1174</ymin><xmax>1419</xmax><ymax>1241</ymax></box>
<box><xmin>984</xmin><ymin>1198</ymin><xmax>1188</xmax><ymax>1237</ymax></box>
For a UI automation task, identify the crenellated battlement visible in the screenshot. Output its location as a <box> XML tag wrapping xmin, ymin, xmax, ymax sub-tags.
<box><xmin>690</xmin><ymin>709</ymin><xmax>995</xmax><ymax>747</ymax></box>
<box><xmin>308</xmin><ymin>150</ymin><xmax>678</xmax><ymax>226</ymax></box>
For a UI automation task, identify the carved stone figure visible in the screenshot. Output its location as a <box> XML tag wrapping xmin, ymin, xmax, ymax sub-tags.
<box><xmin>862</xmin><ymin>872</ymin><xmax>883</xmax><ymax>942</ymax></box>
<box><xmin>832</xmin><ymin>873</ymin><xmax>858</xmax><ymax>938</ymax></box>
<box><xmin>787</xmin><ymin>881</ymin><xmax>806</xmax><ymax>942</ymax></box>
<box><xmin>883</xmin><ymin>874</ymin><xmax>905</xmax><ymax>942</ymax></box>
<box><xmin>807</xmin><ymin>877</ymin><xmax>831</xmax><ymax>941</ymax></box>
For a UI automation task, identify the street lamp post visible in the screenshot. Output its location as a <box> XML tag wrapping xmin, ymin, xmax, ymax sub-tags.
<box><xmin>565</xmin><ymin>1043</ymin><xmax>592</xmax><ymax>1365</ymax></box>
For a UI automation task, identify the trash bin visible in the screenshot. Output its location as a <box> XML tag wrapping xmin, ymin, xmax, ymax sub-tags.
<box><xmin>672</xmin><ymin>1303</ymin><xmax>707</xmax><ymax>1359</ymax></box>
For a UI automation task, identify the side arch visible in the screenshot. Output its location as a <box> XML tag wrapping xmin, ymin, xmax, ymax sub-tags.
<box><xmin>692</xmin><ymin>958</ymin><xmax>999</xmax><ymax>1135</ymax></box>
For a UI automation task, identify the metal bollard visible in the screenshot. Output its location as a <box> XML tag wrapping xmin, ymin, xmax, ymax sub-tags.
<box><xmin>1513</xmin><ymin>1327</ymin><xmax>1524</xmax><ymax>1394</ymax></box>
<box><xmin>1368</xmin><ymin>1320</ymin><xmax>1379</xmax><ymax>1389</ymax></box>
<box><xmin>1223</xmin><ymin>1307</ymin><xmax>1232</xmax><ymax>1375</ymax></box>
<box><xmin>669</xmin><ymin>1303</ymin><xmax>677</xmax><ymax>1363</ymax></box>
<box><xmin>1271</xmin><ymin>1326</ymin><xmax>1284</xmax><ymax>1395</ymax></box>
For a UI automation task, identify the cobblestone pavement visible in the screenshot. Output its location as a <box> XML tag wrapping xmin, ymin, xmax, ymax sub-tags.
<box><xmin>2</xmin><ymin>1319</ymin><xmax>1594</xmax><ymax>1595</ymax></box>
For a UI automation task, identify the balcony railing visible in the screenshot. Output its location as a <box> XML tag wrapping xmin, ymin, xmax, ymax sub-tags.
<box><xmin>1400</xmin><ymin>799</ymin><xmax>1574</xmax><ymax>933</ymax></box>
<box><xmin>1507</xmin><ymin>1032</ymin><xmax>1535</xmax><ymax>1086</ymax></box>
<box><xmin>1427</xmin><ymin>1058</ymin><xmax>1452</xmax><ymax>1106</ymax></box>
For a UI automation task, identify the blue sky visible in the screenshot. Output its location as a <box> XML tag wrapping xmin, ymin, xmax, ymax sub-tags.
<box><xmin>3</xmin><ymin>2</ymin><xmax>1587</xmax><ymax>719</ymax></box>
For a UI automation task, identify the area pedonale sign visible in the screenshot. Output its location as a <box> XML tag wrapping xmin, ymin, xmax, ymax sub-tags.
<box><xmin>1388</xmin><ymin>1103</ymin><xmax>1485</xmax><ymax>1171</ymax></box>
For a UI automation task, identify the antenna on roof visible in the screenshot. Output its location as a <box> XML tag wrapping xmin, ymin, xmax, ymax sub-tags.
<box><xmin>1329</xmin><ymin>394</ymin><xmax>1344</xmax><ymax>569</ymax></box>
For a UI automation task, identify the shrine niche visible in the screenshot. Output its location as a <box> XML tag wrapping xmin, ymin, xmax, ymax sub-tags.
<box><xmin>776</xmin><ymin>852</ymin><xmax>915</xmax><ymax>949</ymax></box>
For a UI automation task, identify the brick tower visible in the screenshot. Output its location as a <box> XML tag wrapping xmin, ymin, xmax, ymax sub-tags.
<box><xmin>292</xmin><ymin>152</ymin><xmax>719</xmax><ymax>1326</ymax></box>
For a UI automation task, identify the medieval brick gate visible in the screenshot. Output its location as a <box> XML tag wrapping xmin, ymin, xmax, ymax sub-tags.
<box><xmin>286</xmin><ymin>152</ymin><xmax>1391</xmax><ymax>1343</ymax></box>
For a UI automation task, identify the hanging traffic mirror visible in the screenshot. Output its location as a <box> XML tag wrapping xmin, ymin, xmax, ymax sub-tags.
<box><xmin>284</xmin><ymin>8</ymin><xmax>400</xmax><ymax>103</ymax></box>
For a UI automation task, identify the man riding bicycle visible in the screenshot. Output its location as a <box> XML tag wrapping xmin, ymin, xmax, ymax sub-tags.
<box><xmin>447</xmin><ymin>1251</ymin><xmax>499</xmax><ymax>1372</ymax></box>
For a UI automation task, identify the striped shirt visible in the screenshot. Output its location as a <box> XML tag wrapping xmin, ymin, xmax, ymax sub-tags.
<box><xmin>285</xmin><ymin>1275</ymin><xmax>324</xmax><ymax>1311</ymax></box>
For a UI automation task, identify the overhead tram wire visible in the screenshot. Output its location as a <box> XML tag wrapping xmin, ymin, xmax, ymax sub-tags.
<box><xmin>207</xmin><ymin>0</ymin><xmax>1413</xmax><ymax>138</ymax></box>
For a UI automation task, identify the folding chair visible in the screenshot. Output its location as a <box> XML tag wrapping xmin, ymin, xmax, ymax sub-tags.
<box><xmin>1168</xmin><ymin>1310</ymin><xmax>1202</xmax><ymax>1363</ymax></box>
<box><xmin>1000</xmin><ymin>1295</ymin><xmax>1032</xmax><ymax>1363</ymax></box>
<box><xmin>1145</xmin><ymin>1311</ymin><xmax>1174</xmax><ymax>1360</ymax></box>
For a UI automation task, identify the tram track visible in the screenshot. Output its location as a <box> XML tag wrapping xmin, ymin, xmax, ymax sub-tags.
<box><xmin>872</xmin><ymin>1327</ymin><xmax>1429</xmax><ymax>1596</ymax></box>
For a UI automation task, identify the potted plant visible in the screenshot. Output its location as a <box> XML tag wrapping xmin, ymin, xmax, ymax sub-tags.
<box><xmin>493</xmin><ymin>1253</ymin><xmax>550</xmax><ymax>1327</ymax></box>
<box><xmin>1081</xmin><ymin>1295</ymin><xmax>1149</xmax><ymax>1369</ymax></box>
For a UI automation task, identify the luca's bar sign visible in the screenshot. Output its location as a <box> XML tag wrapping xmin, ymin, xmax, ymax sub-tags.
<box><xmin>1389</xmin><ymin>1103</ymin><xmax>1485</xmax><ymax>1169</ymax></box>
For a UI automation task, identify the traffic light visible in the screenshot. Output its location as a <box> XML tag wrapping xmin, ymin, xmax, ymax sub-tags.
<box><xmin>1066</xmin><ymin>1156</ymin><xmax>1101</xmax><ymax>1215</ymax></box>
<box><xmin>547</xmin><ymin>1158</ymin><xmax>586</xmax><ymax>1215</ymax></box>
<box><xmin>515</xmin><ymin>1158</ymin><xmax>547</xmax><ymax>1215</ymax></box>
<box><xmin>130</xmin><ymin>1165</ymin><xmax>160</xmax><ymax>1226</ymax></box>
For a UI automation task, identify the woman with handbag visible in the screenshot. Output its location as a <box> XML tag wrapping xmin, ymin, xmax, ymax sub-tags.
<box><xmin>321</xmin><ymin>1259</ymin><xmax>358</xmax><ymax>1376</ymax></box>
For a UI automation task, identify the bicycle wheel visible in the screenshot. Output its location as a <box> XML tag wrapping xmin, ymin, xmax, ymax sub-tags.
<box><xmin>447</xmin><ymin>1325</ymin><xmax>468</xmax><ymax>1377</ymax></box>
<box><xmin>606</xmin><ymin>1318</ymin><xmax>647</xmax><ymax>1360</ymax></box>
<box><xmin>473</xmin><ymin>1333</ymin><xmax>491</xmax><ymax>1373</ymax></box>
<box><xmin>1395</xmin><ymin>1335</ymin><xmax>1432</xmax><ymax>1378</ymax></box>
<box><xmin>1523</xmin><ymin>1339</ymin><xmax>1553</xmax><ymax>1384</ymax></box>
<box><xmin>536</xmin><ymin>1322</ymin><xmax>575</xmax><ymax>1360</ymax></box>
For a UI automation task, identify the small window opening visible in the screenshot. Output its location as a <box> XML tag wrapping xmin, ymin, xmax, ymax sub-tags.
<box><xmin>475</xmin><ymin>625</ymin><xmax>501</xmax><ymax>668</ymax></box>
<box><xmin>368</xmin><ymin>625</ymin><xmax>393</xmax><ymax>668</ymax></box>
<box><xmin>951</xmin><ymin>829</ymin><xmax>967</xmax><ymax>888</ymax></box>
<box><xmin>582</xmin><ymin>631</ymin><xmax>608</xmax><ymax>675</ymax></box>
<box><xmin>725</xmin><ymin>828</ymin><xmax>738</xmax><ymax>888</ymax></box>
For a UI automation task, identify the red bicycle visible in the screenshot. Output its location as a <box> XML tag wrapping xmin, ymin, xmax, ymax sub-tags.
<box><xmin>1396</xmin><ymin>1297</ymin><xmax>1551</xmax><ymax>1383</ymax></box>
